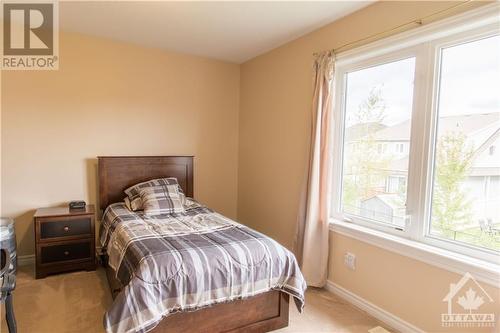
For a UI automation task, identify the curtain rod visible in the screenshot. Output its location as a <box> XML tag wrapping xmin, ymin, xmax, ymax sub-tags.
<box><xmin>313</xmin><ymin>0</ymin><xmax>473</xmax><ymax>56</ymax></box>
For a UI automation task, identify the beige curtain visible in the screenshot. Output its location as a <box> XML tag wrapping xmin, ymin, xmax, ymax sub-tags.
<box><xmin>294</xmin><ymin>50</ymin><xmax>335</xmax><ymax>287</ymax></box>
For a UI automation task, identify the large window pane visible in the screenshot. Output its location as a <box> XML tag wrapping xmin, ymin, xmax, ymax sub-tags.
<box><xmin>429</xmin><ymin>35</ymin><xmax>500</xmax><ymax>252</ymax></box>
<box><xmin>341</xmin><ymin>58</ymin><xmax>416</xmax><ymax>228</ymax></box>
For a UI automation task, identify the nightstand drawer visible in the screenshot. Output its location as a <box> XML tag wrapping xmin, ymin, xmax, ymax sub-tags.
<box><xmin>34</xmin><ymin>205</ymin><xmax>96</xmax><ymax>278</ymax></box>
<box><xmin>40</xmin><ymin>241</ymin><xmax>92</xmax><ymax>264</ymax></box>
<box><xmin>39</xmin><ymin>217</ymin><xmax>91</xmax><ymax>240</ymax></box>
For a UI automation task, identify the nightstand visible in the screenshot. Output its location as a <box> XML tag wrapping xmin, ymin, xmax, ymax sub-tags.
<box><xmin>34</xmin><ymin>205</ymin><xmax>96</xmax><ymax>279</ymax></box>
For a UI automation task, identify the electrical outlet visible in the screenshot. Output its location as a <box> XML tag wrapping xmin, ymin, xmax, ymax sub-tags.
<box><xmin>344</xmin><ymin>252</ymin><xmax>356</xmax><ymax>270</ymax></box>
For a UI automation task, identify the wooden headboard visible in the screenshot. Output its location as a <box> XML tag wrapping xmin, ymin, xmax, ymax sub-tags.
<box><xmin>97</xmin><ymin>156</ymin><xmax>193</xmax><ymax>210</ymax></box>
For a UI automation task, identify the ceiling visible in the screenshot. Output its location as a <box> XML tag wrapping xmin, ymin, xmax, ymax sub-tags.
<box><xmin>60</xmin><ymin>1</ymin><xmax>373</xmax><ymax>63</ymax></box>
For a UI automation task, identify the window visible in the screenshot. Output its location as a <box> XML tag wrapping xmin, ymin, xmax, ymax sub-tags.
<box><xmin>429</xmin><ymin>35</ymin><xmax>500</xmax><ymax>253</ymax></box>
<box><xmin>331</xmin><ymin>8</ymin><xmax>500</xmax><ymax>263</ymax></box>
<box><xmin>341</xmin><ymin>57</ymin><xmax>415</xmax><ymax>229</ymax></box>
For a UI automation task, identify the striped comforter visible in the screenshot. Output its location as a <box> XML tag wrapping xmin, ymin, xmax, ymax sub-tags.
<box><xmin>100</xmin><ymin>199</ymin><xmax>306</xmax><ymax>333</ymax></box>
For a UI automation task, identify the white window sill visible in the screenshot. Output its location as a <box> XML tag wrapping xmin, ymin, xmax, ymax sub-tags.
<box><xmin>329</xmin><ymin>219</ymin><xmax>500</xmax><ymax>287</ymax></box>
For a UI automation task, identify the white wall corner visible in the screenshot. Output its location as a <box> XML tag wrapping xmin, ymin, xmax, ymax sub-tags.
<box><xmin>325</xmin><ymin>280</ymin><xmax>425</xmax><ymax>333</ymax></box>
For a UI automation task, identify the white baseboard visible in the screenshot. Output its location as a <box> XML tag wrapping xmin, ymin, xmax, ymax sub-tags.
<box><xmin>325</xmin><ymin>280</ymin><xmax>424</xmax><ymax>333</ymax></box>
<box><xmin>17</xmin><ymin>254</ymin><xmax>35</xmax><ymax>266</ymax></box>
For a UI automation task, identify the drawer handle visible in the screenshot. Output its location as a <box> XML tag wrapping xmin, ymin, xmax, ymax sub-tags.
<box><xmin>64</xmin><ymin>251</ymin><xmax>69</xmax><ymax>256</ymax></box>
<box><xmin>63</xmin><ymin>226</ymin><xmax>70</xmax><ymax>232</ymax></box>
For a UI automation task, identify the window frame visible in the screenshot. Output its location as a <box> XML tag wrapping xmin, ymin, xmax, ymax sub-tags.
<box><xmin>330</xmin><ymin>5</ymin><xmax>500</xmax><ymax>265</ymax></box>
<box><xmin>331</xmin><ymin>46</ymin><xmax>421</xmax><ymax>238</ymax></box>
<box><xmin>419</xmin><ymin>27</ymin><xmax>500</xmax><ymax>263</ymax></box>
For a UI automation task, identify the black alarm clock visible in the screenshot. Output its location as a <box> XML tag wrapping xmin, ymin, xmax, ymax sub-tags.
<box><xmin>69</xmin><ymin>201</ymin><xmax>86</xmax><ymax>210</ymax></box>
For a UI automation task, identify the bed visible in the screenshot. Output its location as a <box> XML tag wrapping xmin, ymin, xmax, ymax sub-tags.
<box><xmin>98</xmin><ymin>156</ymin><xmax>306</xmax><ymax>333</ymax></box>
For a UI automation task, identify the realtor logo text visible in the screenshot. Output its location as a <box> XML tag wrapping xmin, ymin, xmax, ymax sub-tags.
<box><xmin>1</xmin><ymin>1</ymin><xmax>59</xmax><ymax>70</ymax></box>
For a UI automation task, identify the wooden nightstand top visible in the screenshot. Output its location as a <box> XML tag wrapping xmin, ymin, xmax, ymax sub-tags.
<box><xmin>34</xmin><ymin>204</ymin><xmax>95</xmax><ymax>218</ymax></box>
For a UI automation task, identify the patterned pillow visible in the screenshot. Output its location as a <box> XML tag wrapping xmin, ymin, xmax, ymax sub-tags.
<box><xmin>139</xmin><ymin>185</ymin><xmax>185</xmax><ymax>216</ymax></box>
<box><xmin>124</xmin><ymin>197</ymin><xmax>133</xmax><ymax>211</ymax></box>
<box><xmin>124</xmin><ymin>178</ymin><xmax>183</xmax><ymax>211</ymax></box>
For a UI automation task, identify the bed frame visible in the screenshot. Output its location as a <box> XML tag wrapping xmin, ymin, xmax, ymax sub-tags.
<box><xmin>97</xmin><ymin>156</ymin><xmax>289</xmax><ymax>333</ymax></box>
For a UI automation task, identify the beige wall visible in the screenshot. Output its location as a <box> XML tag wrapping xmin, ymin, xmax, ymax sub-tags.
<box><xmin>238</xmin><ymin>1</ymin><xmax>498</xmax><ymax>332</ymax></box>
<box><xmin>330</xmin><ymin>233</ymin><xmax>500</xmax><ymax>333</ymax></box>
<box><xmin>1</xmin><ymin>31</ymin><xmax>240</xmax><ymax>256</ymax></box>
<box><xmin>2</xmin><ymin>1</ymin><xmax>498</xmax><ymax>332</ymax></box>
<box><xmin>238</xmin><ymin>0</ymin><xmax>488</xmax><ymax>250</ymax></box>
